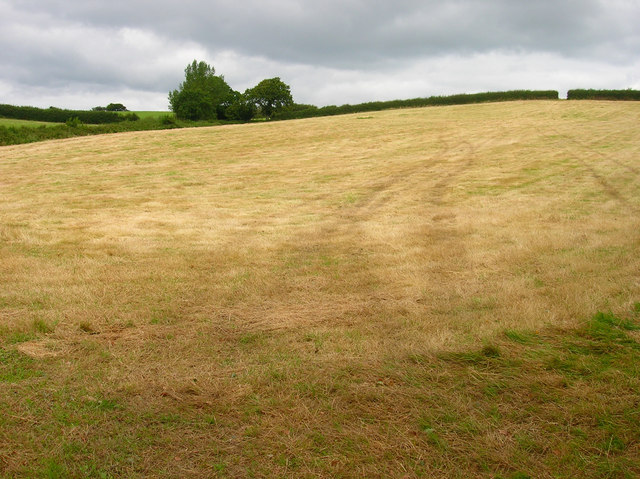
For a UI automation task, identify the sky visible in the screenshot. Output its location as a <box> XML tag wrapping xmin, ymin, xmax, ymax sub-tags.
<box><xmin>1</xmin><ymin>0</ymin><xmax>639</xmax><ymax>111</ymax></box>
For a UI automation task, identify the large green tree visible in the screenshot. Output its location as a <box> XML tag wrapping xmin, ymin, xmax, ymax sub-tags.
<box><xmin>168</xmin><ymin>60</ymin><xmax>234</xmax><ymax>120</ymax></box>
<box><xmin>246</xmin><ymin>77</ymin><xmax>293</xmax><ymax>118</ymax></box>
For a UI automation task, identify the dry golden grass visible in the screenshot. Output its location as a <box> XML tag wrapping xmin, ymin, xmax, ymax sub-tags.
<box><xmin>1</xmin><ymin>100</ymin><xmax>639</xmax><ymax>477</ymax></box>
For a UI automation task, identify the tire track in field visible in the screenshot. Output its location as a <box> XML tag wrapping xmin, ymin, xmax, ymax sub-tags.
<box><xmin>256</xmin><ymin>122</ymin><xmax>498</xmax><ymax>329</ymax></box>
<box><xmin>269</xmin><ymin>103</ymin><xmax>639</xmax><ymax>331</ymax></box>
<box><xmin>245</xmin><ymin>107</ymin><xmax>559</xmax><ymax>330</ymax></box>
<box><xmin>342</xmin><ymin>123</ymin><xmax>505</xmax><ymax>221</ymax></box>
<box><xmin>560</xmin><ymin>122</ymin><xmax>640</xmax><ymax>176</ymax></box>
<box><xmin>325</xmin><ymin>121</ymin><xmax>507</xmax><ymax>298</ymax></box>
<box><xmin>550</xmin><ymin>104</ymin><xmax>640</xmax><ymax>209</ymax></box>
<box><xmin>538</xmin><ymin>120</ymin><xmax>640</xmax><ymax>213</ymax></box>
<box><xmin>343</xmin><ymin>101</ymin><xmax>542</xmax><ymax>223</ymax></box>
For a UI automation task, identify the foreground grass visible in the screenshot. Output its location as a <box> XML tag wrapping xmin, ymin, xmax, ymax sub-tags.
<box><xmin>1</xmin><ymin>101</ymin><xmax>639</xmax><ymax>477</ymax></box>
<box><xmin>1</xmin><ymin>309</ymin><xmax>639</xmax><ymax>478</ymax></box>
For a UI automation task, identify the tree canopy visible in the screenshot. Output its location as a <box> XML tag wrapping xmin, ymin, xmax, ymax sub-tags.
<box><xmin>92</xmin><ymin>103</ymin><xmax>128</xmax><ymax>112</ymax></box>
<box><xmin>224</xmin><ymin>91</ymin><xmax>257</xmax><ymax>121</ymax></box>
<box><xmin>168</xmin><ymin>61</ymin><xmax>294</xmax><ymax>121</ymax></box>
<box><xmin>169</xmin><ymin>60</ymin><xmax>234</xmax><ymax>121</ymax></box>
<box><xmin>106</xmin><ymin>103</ymin><xmax>128</xmax><ymax>112</ymax></box>
<box><xmin>246</xmin><ymin>78</ymin><xmax>294</xmax><ymax>118</ymax></box>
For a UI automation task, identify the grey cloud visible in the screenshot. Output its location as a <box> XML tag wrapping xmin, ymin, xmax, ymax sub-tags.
<box><xmin>0</xmin><ymin>6</ymin><xmax>202</xmax><ymax>91</ymax></box>
<box><xmin>1</xmin><ymin>0</ymin><xmax>639</xmax><ymax>109</ymax></box>
<box><xmin>13</xmin><ymin>0</ymin><xmax>640</xmax><ymax>66</ymax></box>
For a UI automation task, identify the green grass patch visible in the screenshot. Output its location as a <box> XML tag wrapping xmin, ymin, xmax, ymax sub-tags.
<box><xmin>439</xmin><ymin>343</ymin><xmax>502</xmax><ymax>364</ymax></box>
<box><xmin>504</xmin><ymin>329</ymin><xmax>538</xmax><ymax>344</ymax></box>
<box><xmin>126</xmin><ymin>111</ymin><xmax>173</xmax><ymax>120</ymax></box>
<box><xmin>0</xmin><ymin>118</ymin><xmax>57</xmax><ymax>127</ymax></box>
<box><xmin>33</xmin><ymin>318</ymin><xmax>55</xmax><ymax>334</ymax></box>
<box><xmin>5</xmin><ymin>331</ymin><xmax>37</xmax><ymax>344</ymax></box>
<box><xmin>0</xmin><ymin>348</ymin><xmax>42</xmax><ymax>382</ymax></box>
<box><xmin>418</xmin><ymin>418</ymin><xmax>448</xmax><ymax>450</ymax></box>
<box><xmin>396</xmin><ymin>308</ymin><xmax>638</xmax><ymax>476</ymax></box>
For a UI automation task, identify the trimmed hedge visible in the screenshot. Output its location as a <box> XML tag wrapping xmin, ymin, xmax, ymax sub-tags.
<box><xmin>567</xmin><ymin>89</ymin><xmax>640</xmax><ymax>101</ymax></box>
<box><xmin>0</xmin><ymin>104</ymin><xmax>125</xmax><ymax>124</ymax></box>
<box><xmin>274</xmin><ymin>90</ymin><xmax>559</xmax><ymax>120</ymax></box>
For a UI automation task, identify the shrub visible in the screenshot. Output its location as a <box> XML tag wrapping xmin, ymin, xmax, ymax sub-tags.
<box><xmin>106</xmin><ymin>103</ymin><xmax>128</xmax><ymax>111</ymax></box>
<box><xmin>65</xmin><ymin>117</ymin><xmax>83</xmax><ymax>128</ymax></box>
<box><xmin>121</xmin><ymin>112</ymin><xmax>140</xmax><ymax>122</ymax></box>
<box><xmin>160</xmin><ymin>115</ymin><xmax>178</xmax><ymax>126</ymax></box>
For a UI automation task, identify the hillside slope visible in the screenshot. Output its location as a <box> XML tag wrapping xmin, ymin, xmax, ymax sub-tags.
<box><xmin>1</xmin><ymin>101</ymin><xmax>639</xmax><ymax>477</ymax></box>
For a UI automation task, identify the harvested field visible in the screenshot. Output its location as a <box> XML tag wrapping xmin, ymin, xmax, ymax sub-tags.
<box><xmin>1</xmin><ymin>100</ymin><xmax>639</xmax><ymax>477</ymax></box>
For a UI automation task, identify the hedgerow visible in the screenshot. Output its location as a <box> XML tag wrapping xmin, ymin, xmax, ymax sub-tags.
<box><xmin>567</xmin><ymin>89</ymin><xmax>640</xmax><ymax>101</ymax></box>
<box><xmin>0</xmin><ymin>104</ymin><xmax>125</xmax><ymax>124</ymax></box>
<box><xmin>273</xmin><ymin>90</ymin><xmax>559</xmax><ymax>120</ymax></box>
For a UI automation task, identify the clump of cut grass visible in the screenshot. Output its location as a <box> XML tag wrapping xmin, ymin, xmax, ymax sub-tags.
<box><xmin>504</xmin><ymin>329</ymin><xmax>537</xmax><ymax>344</ymax></box>
<box><xmin>32</xmin><ymin>318</ymin><xmax>54</xmax><ymax>334</ymax></box>
<box><xmin>591</xmin><ymin>310</ymin><xmax>640</xmax><ymax>331</ymax></box>
<box><xmin>78</xmin><ymin>321</ymin><xmax>94</xmax><ymax>333</ymax></box>
<box><xmin>438</xmin><ymin>343</ymin><xmax>502</xmax><ymax>364</ymax></box>
<box><xmin>418</xmin><ymin>418</ymin><xmax>448</xmax><ymax>450</ymax></box>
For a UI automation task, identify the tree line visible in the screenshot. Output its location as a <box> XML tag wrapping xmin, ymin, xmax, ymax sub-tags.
<box><xmin>168</xmin><ymin>60</ymin><xmax>293</xmax><ymax>121</ymax></box>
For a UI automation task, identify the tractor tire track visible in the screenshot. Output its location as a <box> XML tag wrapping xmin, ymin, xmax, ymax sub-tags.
<box><xmin>536</xmin><ymin>120</ymin><xmax>640</xmax><ymax>213</ymax></box>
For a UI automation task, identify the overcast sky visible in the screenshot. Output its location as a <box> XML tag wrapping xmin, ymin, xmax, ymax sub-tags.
<box><xmin>1</xmin><ymin>0</ymin><xmax>639</xmax><ymax>110</ymax></box>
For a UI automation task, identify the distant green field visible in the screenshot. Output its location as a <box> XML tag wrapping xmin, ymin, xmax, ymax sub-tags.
<box><xmin>126</xmin><ymin>111</ymin><xmax>174</xmax><ymax>119</ymax></box>
<box><xmin>0</xmin><ymin>118</ymin><xmax>57</xmax><ymax>127</ymax></box>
